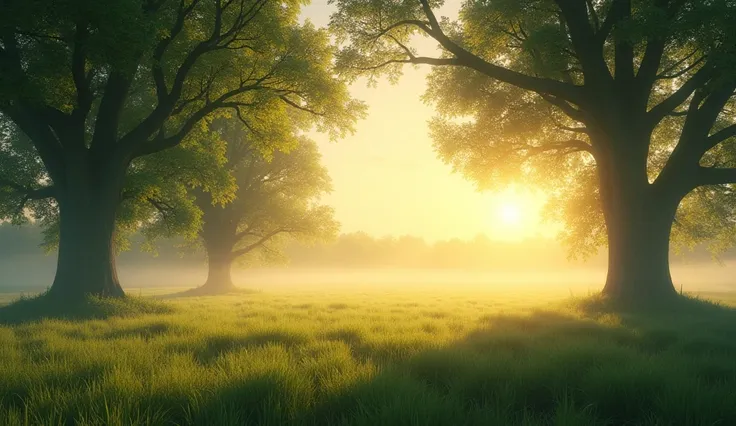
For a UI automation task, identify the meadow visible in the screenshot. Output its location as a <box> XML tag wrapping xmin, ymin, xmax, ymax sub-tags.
<box><xmin>1</xmin><ymin>285</ymin><xmax>736</xmax><ymax>425</ymax></box>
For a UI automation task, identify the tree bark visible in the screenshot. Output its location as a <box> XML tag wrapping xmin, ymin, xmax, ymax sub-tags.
<box><xmin>596</xmin><ymin>142</ymin><xmax>680</xmax><ymax>303</ymax></box>
<box><xmin>202</xmin><ymin>250</ymin><xmax>236</xmax><ymax>292</ymax></box>
<box><xmin>601</xmin><ymin>194</ymin><xmax>679</xmax><ymax>302</ymax></box>
<box><xmin>46</xmin><ymin>156</ymin><xmax>126</xmax><ymax>299</ymax></box>
<box><xmin>198</xmin><ymin>202</ymin><xmax>238</xmax><ymax>293</ymax></box>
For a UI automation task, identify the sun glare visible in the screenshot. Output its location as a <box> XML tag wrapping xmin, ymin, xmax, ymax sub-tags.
<box><xmin>499</xmin><ymin>203</ymin><xmax>522</xmax><ymax>225</ymax></box>
<box><xmin>482</xmin><ymin>188</ymin><xmax>554</xmax><ymax>242</ymax></box>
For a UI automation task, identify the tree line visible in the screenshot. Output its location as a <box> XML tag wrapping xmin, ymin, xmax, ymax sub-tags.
<box><xmin>4</xmin><ymin>225</ymin><xmax>734</xmax><ymax>275</ymax></box>
<box><xmin>1</xmin><ymin>0</ymin><xmax>735</xmax><ymax>304</ymax></box>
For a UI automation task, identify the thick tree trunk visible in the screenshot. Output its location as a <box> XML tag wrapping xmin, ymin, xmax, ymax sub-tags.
<box><xmin>202</xmin><ymin>250</ymin><xmax>236</xmax><ymax>292</ymax></box>
<box><xmin>596</xmin><ymin>139</ymin><xmax>680</xmax><ymax>303</ymax></box>
<box><xmin>47</xmin><ymin>157</ymin><xmax>126</xmax><ymax>299</ymax></box>
<box><xmin>198</xmin><ymin>202</ymin><xmax>238</xmax><ymax>293</ymax></box>
<box><xmin>601</xmin><ymin>194</ymin><xmax>679</xmax><ymax>302</ymax></box>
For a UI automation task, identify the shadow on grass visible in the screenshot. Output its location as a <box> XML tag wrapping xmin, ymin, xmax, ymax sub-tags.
<box><xmin>153</xmin><ymin>286</ymin><xmax>262</xmax><ymax>299</ymax></box>
<box><xmin>574</xmin><ymin>291</ymin><xmax>736</xmax><ymax>317</ymax></box>
<box><xmin>189</xmin><ymin>294</ymin><xmax>736</xmax><ymax>425</ymax></box>
<box><xmin>0</xmin><ymin>293</ymin><xmax>174</xmax><ymax>325</ymax></box>
<box><xmin>192</xmin><ymin>331</ymin><xmax>310</xmax><ymax>364</ymax></box>
<box><xmin>4</xmin><ymin>294</ymin><xmax>736</xmax><ymax>425</ymax></box>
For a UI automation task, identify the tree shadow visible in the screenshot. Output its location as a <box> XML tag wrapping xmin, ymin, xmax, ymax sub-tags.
<box><xmin>573</xmin><ymin>293</ymin><xmax>736</xmax><ymax>338</ymax></box>
<box><xmin>153</xmin><ymin>286</ymin><xmax>262</xmax><ymax>299</ymax></box>
<box><xmin>187</xmin><ymin>295</ymin><xmax>736</xmax><ymax>425</ymax></box>
<box><xmin>190</xmin><ymin>330</ymin><xmax>310</xmax><ymax>364</ymax></box>
<box><xmin>0</xmin><ymin>292</ymin><xmax>173</xmax><ymax>325</ymax></box>
<box><xmin>99</xmin><ymin>321</ymin><xmax>183</xmax><ymax>341</ymax></box>
<box><xmin>5</xmin><ymin>294</ymin><xmax>736</xmax><ymax>425</ymax></box>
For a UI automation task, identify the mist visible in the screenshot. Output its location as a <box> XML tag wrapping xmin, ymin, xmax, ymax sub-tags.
<box><xmin>4</xmin><ymin>241</ymin><xmax>735</xmax><ymax>295</ymax></box>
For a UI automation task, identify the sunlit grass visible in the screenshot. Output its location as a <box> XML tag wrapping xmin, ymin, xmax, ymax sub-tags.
<box><xmin>1</xmin><ymin>287</ymin><xmax>736</xmax><ymax>425</ymax></box>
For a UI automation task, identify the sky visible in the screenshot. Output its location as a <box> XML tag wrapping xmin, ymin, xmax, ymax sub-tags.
<box><xmin>299</xmin><ymin>0</ymin><xmax>553</xmax><ymax>242</ymax></box>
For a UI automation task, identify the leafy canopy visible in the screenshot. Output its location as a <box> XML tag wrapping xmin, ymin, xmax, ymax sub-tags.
<box><xmin>195</xmin><ymin>118</ymin><xmax>339</xmax><ymax>266</ymax></box>
<box><xmin>330</xmin><ymin>0</ymin><xmax>736</xmax><ymax>257</ymax></box>
<box><xmin>0</xmin><ymin>0</ymin><xmax>363</xmax><ymax>252</ymax></box>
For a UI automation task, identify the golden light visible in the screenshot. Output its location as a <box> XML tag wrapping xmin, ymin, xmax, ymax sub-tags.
<box><xmin>482</xmin><ymin>187</ymin><xmax>554</xmax><ymax>242</ymax></box>
<box><xmin>499</xmin><ymin>202</ymin><xmax>522</xmax><ymax>225</ymax></box>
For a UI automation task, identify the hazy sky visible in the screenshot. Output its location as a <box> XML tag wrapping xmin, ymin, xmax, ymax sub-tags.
<box><xmin>300</xmin><ymin>0</ymin><xmax>553</xmax><ymax>242</ymax></box>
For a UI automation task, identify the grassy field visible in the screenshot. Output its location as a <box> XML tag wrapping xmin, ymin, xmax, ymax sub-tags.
<box><xmin>1</xmin><ymin>285</ymin><xmax>736</xmax><ymax>425</ymax></box>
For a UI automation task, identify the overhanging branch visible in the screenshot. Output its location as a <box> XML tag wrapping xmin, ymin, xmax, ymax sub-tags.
<box><xmin>703</xmin><ymin>124</ymin><xmax>736</xmax><ymax>153</ymax></box>
<box><xmin>370</xmin><ymin>1</ymin><xmax>586</xmax><ymax>104</ymax></box>
<box><xmin>279</xmin><ymin>96</ymin><xmax>325</xmax><ymax>116</ymax></box>
<box><xmin>520</xmin><ymin>139</ymin><xmax>594</xmax><ymax>158</ymax></box>
<box><xmin>351</xmin><ymin>57</ymin><xmax>457</xmax><ymax>71</ymax></box>
<box><xmin>231</xmin><ymin>228</ymin><xmax>288</xmax><ymax>258</ymax></box>
<box><xmin>131</xmin><ymin>83</ymin><xmax>265</xmax><ymax>158</ymax></box>
<box><xmin>0</xmin><ymin>179</ymin><xmax>56</xmax><ymax>215</ymax></box>
<box><xmin>697</xmin><ymin>167</ymin><xmax>736</xmax><ymax>186</ymax></box>
<box><xmin>646</xmin><ymin>63</ymin><xmax>716</xmax><ymax>128</ymax></box>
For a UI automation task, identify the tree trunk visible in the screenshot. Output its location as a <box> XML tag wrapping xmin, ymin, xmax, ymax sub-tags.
<box><xmin>596</xmin><ymin>144</ymin><xmax>680</xmax><ymax>303</ymax></box>
<box><xmin>601</xmin><ymin>194</ymin><xmax>679</xmax><ymax>302</ymax></box>
<box><xmin>202</xmin><ymin>250</ymin><xmax>236</xmax><ymax>292</ymax></box>
<box><xmin>47</xmin><ymin>157</ymin><xmax>126</xmax><ymax>299</ymax></box>
<box><xmin>198</xmin><ymin>202</ymin><xmax>238</xmax><ymax>293</ymax></box>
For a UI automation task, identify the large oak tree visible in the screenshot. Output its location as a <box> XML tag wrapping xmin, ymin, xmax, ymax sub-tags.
<box><xmin>331</xmin><ymin>0</ymin><xmax>736</xmax><ymax>302</ymax></box>
<box><xmin>0</xmin><ymin>0</ymin><xmax>360</xmax><ymax>298</ymax></box>
<box><xmin>193</xmin><ymin>120</ymin><xmax>337</xmax><ymax>293</ymax></box>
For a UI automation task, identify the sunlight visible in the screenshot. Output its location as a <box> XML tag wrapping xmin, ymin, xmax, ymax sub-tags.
<box><xmin>483</xmin><ymin>188</ymin><xmax>544</xmax><ymax>241</ymax></box>
<box><xmin>499</xmin><ymin>202</ymin><xmax>522</xmax><ymax>225</ymax></box>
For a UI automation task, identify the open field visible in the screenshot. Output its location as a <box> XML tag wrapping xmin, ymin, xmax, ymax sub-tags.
<box><xmin>2</xmin><ymin>285</ymin><xmax>736</xmax><ymax>425</ymax></box>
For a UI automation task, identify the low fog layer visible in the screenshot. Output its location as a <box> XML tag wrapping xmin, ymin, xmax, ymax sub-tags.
<box><xmin>1</xmin><ymin>226</ymin><xmax>734</xmax><ymax>294</ymax></box>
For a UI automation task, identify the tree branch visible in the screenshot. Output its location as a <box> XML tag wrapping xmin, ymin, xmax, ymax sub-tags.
<box><xmin>0</xmin><ymin>179</ymin><xmax>56</xmax><ymax>203</ymax></box>
<box><xmin>131</xmin><ymin>83</ymin><xmax>265</xmax><ymax>158</ymax></box>
<box><xmin>351</xmin><ymin>56</ymin><xmax>457</xmax><ymax>71</ymax></box>
<box><xmin>585</xmin><ymin>0</ymin><xmax>600</xmax><ymax>30</ymax></box>
<box><xmin>2</xmin><ymin>105</ymin><xmax>66</xmax><ymax>183</ymax></box>
<box><xmin>231</xmin><ymin>228</ymin><xmax>288</xmax><ymax>258</ymax></box>
<box><xmin>646</xmin><ymin>63</ymin><xmax>716</xmax><ymax>128</ymax></box>
<box><xmin>612</xmin><ymin>0</ymin><xmax>634</xmax><ymax>82</ymax></box>
<box><xmin>636</xmin><ymin>38</ymin><xmax>666</xmax><ymax>90</ymax></box>
<box><xmin>634</xmin><ymin>0</ymin><xmax>684</xmax><ymax>94</ymax></box>
<box><xmin>372</xmin><ymin>20</ymin><xmax>433</xmax><ymax>39</ymax></box>
<box><xmin>71</xmin><ymin>21</ymin><xmax>94</xmax><ymax>124</ymax></box>
<box><xmin>520</xmin><ymin>139</ymin><xmax>593</xmax><ymax>157</ymax></box>
<box><xmin>702</xmin><ymin>123</ymin><xmax>736</xmax><ymax>153</ymax></box>
<box><xmin>147</xmin><ymin>197</ymin><xmax>176</xmax><ymax>232</ymax></box>
<box><xmin>540</xmin><ymin>93</ymin><xmax>588</xmax><ymax>122</ymax></box>
<box><xmin>697</xmin><ymin>167</ymin><xmax>736</xmax><ymax>186</ymax></box>
<box><xmin>279</xmin><ymin>96</ymin><xmax>325</xmax><ymax>116</ymax></box>
<box><xmin>596</xmin><ymin>0</ymin><xmax>630</xmax><ymax>43</ymax></box>
<box><xmin>398</xmin><ymin>0</ymin><xmax>586</xmax><ymax>103</ymax></box>
<box><xmin>151</xmin><ymin>0</ymin><xmax>201</xmax><ymax>103</ymax></box>
<box><xmin>656</xmin><ymin>55</ymin><xmax>706</xmax><ymax>80</ymax></box>
<box><xmin>90</xmin><ymin>71</ymin><xmax>133</xmax><ymax>149</ymax></box>
<box><xmin>554</xmin><ymin>0</ymin><xmax>612</xmax><ymax>84</ymax></box>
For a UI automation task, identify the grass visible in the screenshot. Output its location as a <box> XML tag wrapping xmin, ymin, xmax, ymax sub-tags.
<box><xmin>1</xmin><ymin>286</ymin><xmax>736</xmax><ymax>425</ymax></box>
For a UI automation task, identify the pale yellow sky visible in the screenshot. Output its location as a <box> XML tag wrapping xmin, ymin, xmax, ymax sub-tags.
<box><xmin>301</xmin><ymin>0</ymin><xmax>553</xmax><ymax>242</ymax></box>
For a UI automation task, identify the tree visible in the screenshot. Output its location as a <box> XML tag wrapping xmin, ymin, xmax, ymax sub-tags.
<box><xmin>331</xmin><ymin>0</ymin><xmax>736</xmax><ymax>302</ymax></box>
<box><xmin>0</xmin><ymin>0</ymin><xmax>361</xmax><ymax>298</ymax></box>
<box><xmin>193</xmin><ymin>120</ymin><xmax>338</xmax><ymax>292</ymax></box>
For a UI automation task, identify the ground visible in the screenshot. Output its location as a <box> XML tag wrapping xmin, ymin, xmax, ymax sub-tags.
<box><xmin>1</xmin><ymin>285</ymin><xmax>736</xmax><ymax>425</ymax></box>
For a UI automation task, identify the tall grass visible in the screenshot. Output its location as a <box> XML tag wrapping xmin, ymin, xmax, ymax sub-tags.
<box><xmin>1</xmin><ymin>288</ymin><xmax>735</xmax><ymax>425</ymax></box>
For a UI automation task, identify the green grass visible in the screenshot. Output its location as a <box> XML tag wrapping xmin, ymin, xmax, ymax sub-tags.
<box><xmin>1</xmin><ymin>286</ymin><xmax>736</xmax><ymax>425</ymax></box>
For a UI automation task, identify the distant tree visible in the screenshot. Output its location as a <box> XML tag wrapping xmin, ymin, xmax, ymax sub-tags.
<box><xmin>0</xmin><ymin>0</ymin><xmax>361</xmax><ymax>298</ymax></box>
<box><xmin>193</xmin><ymin>121</ymin><xmax>338</xmax><ymax>293</ymax></box>
<box><xmin>331</xmin><ymin>0</ymin><xmax>736</xmax><ymax>302</ymax></box>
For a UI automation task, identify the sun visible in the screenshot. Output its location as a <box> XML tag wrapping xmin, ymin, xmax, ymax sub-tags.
<box><xmin>485</xmin><ymin>188</ymin><xmax>554</xmax><ymax>241</ymax></box>
<box><xmin>499</xmin><ymin>202</ymin><xmax>522</xmax><ymax>225</ymax></box>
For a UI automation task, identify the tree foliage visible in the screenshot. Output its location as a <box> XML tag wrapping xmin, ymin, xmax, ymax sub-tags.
<box><xmin>195</xmin><ymin>118</ymin><xmax>339</xmax><ymax>267</ymax></box>
<box><xmin>0</xmin><ymin>0</ymin><xmax>362</xmax><ymax>258</ymax></box>
<box><xmin>330</xmin><ymin>0</ymin><xmax>736</xmax><ymax>258</ymax></box>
